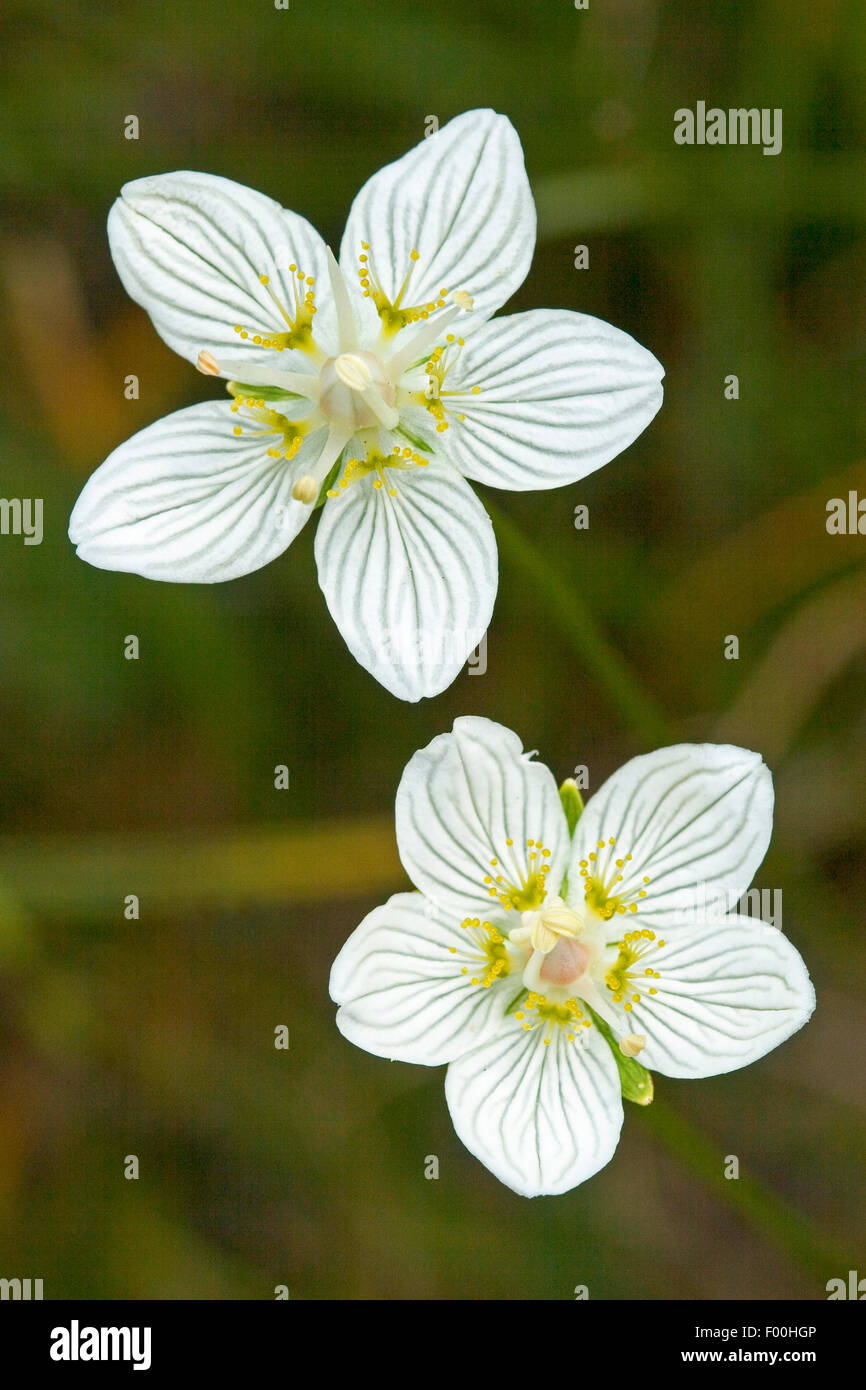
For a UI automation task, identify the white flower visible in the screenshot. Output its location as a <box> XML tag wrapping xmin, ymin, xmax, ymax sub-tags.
<box><xmin>69</xmin><ymin>110</ymin><xmax>663</xmax><ymax>701</ymax></box>
<box><xmin>330</xmin><ymin>717</ymin><xmax>815</xmax><ymax>1196</ymax></box>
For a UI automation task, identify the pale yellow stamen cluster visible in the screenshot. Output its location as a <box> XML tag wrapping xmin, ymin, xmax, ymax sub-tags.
<box><xmin>514</xmin><ymin>992</ymin><xmax>592</xmax><ymax>1045</ymax></box>
<box><xmin>483</xmin><ymin>837</ymin><xmax>551</xmax><ymax>912</ymax></box>
<box><xmin>231</xmin><ymin>268</ymin><xmax>318</xmax><ymax>352</ymax></box>
<box><xmin>228</xmin><ymin>395</ymin><xmax>306</xmax><ymax>461</ymax></box>
<box><xmin>326</xmin><ymin>444</ymin><xmax>429</xmax><ymax>500</ymax></box>
<box><xmin>448</xmin><ymin>918</ymin><xmax>510</xmax><ymax>988</ymax></box>
<box><xmin>605</xmin><ymin>928</ymin><xmax>665</xmax><ymax>1011</ymax></box>
<box><xmin>356</xmin><ymin>242</ymin><xmax>449</xmax><ymax>334</ymax></box>
<box><xmin>577</xmin><ymin>836</ymin><xmax>651</xmax><ymax>920</ymax></box>
<box><xmin>419</xmin><ymin>335</ymin><xmax>482</xmax><ymax>435</ymax></box>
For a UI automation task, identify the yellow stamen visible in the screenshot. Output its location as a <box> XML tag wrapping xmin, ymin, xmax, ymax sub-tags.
<box><xmin>454</xmin><ymin>919</ymin><xmax>510</xmax><ymax>988</ymax></box>
<box><xmin>196</xmin><ymin>349</ymin><xmax>221</xmax><ymax>376</ymax></box>
<box><xmin>356</xmin><ymin>243</ymin><xmax>451</xmax><ymax>335</ymax></box>
<box><xmin>325</xmin><ymin>445</ymin><xmax>429</xmax><ymax>500</ymax></box>
<box><xmin>291</xmin><ymin>475</ymin><xmax>319</xmax><ymax>504</ymax></box>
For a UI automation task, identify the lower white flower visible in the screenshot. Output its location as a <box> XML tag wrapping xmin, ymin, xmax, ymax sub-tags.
<box><xmin>330</xmin><ymin>717</ymin><xmax>815</xmax><ymax>1196</ymax></box>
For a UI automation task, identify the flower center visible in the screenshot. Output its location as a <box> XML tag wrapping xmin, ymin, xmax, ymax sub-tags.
<box><xmin>538</xmin><ymin>934</ymin><xmax>591</xmax><ymax>985</ymax></box>
<box><xmin>511</xmin><ymin>901</ymin><xmax>596</xmax><ymax>995</ymax></box>
<box><xmin>318</xmin><ymin>351</ymin><xmax>398</xmax><ymax>430</ymax></box>
<box><xmin>519</xmin><ymin>896</ymin><xmax>582</xmax><ymax>954</ymax></box>
<box><xmin>197</xmin><ymin>253</ymin><xmax>476</xmax><ymax>510</ymax></box>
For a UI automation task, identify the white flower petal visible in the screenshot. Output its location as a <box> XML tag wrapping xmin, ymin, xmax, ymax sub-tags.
<box><xmin>339</xmin><ymin>110</ymin><xmax>535</xmax><ymax>339</ymax></box>
<box><xmin>314</xmin><ymin>455</ymin><xmax>496</xmax><ymax>701</ymax></box>
<box><xmin>108</xmin><ymin>171</ymin><xmax>338</xmax><ymax>369</ymax></box>
<box><xmin>69</xmin><ymin>402</ymin><xmax>314</xmax><ymax>583</ymax></box>
<box><xmin>631</xmin><ymin>915</ymin><xmax>815</xmax><ymax>1078</ymax></box>
<box><xmin>395</xmin><ymin>716</ymin><xmax>570</xmax><ymax>918</ymax></box>
<box><xmin>568</xmin><ymin>744</ymin><xmax>774</xmax><ymax>927</ymax></box>
<box><xmin>417</xmin><ymin>309</ymin><xmax>663</xmax><ymax>490</ymax></box>
<box><xmin>330</xmin><ymin>892</ymin><xmax>510</xmax><ymax>1066</ymax></box>
<box><xmin>445</xmin><ymin>1021</ymin><xmax>623</xmax><ymax>1196</ymax></box>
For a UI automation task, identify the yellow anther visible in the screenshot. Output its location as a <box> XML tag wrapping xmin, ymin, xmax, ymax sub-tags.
<box><xmin>196</xmin><ymin>349</ymin><xmax>221</xmax><ymax>375</ymax></box>
<box><xmin>291</xmin><ymin>475</ymin><xmax>319</xmax><ymax>505</ymax></box>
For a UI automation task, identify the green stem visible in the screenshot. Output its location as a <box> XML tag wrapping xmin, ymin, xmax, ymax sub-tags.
<box><xmin>641</xmin><ymin>1095</ymin><xmax>849</xmax><ymax>1283</ymax></box>
<box><xmin>487</xmin><ymin>501</ymin><xmax>672</xmax><ymax>747</ymax></box>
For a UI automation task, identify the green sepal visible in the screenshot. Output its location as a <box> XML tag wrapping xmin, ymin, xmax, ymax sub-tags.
<box><xmin>313</xmin><ymin>460</ymin><xmax>341</xmax><ymax>510</ymax></box>
<box><xmin>558</xmin><ymin>778</ymin><xmax>584</xmax><ymax>838</ymax></box>
<box><xmin>227</xmin><ymin>381</ymin><xmax>305</xmax><ymax>403</ymax></box>
<box><xmin>504</xmin><ymin>987</ymin><xmax>529</xmax><ymax>1017</ymax></box>
<box><xmin>587</xmin><ymin>1006</ymin><xmax>654</xmax><ymax>1106</ymax></box>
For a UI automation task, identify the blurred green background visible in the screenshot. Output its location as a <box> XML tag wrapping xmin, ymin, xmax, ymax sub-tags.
<box><xmin>1</xmin><ymin>0</ymin><xmax>864</xmax><ymax>1299</ymax></box>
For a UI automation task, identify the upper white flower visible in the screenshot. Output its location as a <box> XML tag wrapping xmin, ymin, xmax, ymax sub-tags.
<box><xmin>69</xmin><ymin>110</ymin><xmax>664</xmax><ymax>701</ymax></box>
<box><xmin>330</xmin><ymin>717</ymin><xmax>815</xmax><ymax>1196</ymax></box>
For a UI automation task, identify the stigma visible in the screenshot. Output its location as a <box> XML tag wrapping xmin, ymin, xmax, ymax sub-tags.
<box><xmin>318</xmin><ymin>351</ymin><xmax>398</xmax><ymax>430</ymax></box>
<box><xmin>519</xmin><ymin>897</ymin><xmax>583</xmax><ymax>955</ymax></box>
